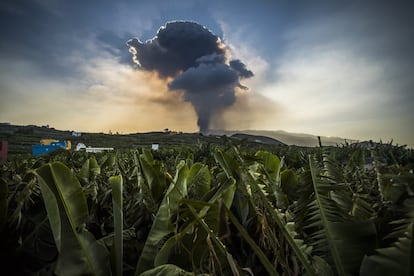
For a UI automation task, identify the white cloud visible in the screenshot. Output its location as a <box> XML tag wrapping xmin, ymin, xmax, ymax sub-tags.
<box><xmin>259</xmin><ymin>21</ymin><xmax>410</xmax><ymax>143</ymax></box>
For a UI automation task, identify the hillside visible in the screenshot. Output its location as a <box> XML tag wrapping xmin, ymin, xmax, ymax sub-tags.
<box><xmin>1</xmin><ymin>123</ymin><xmax>370</xmax><ymax>155</ymax></box>
<box><xmin>210</xmin><ymin>129</ymin><xmax>357</xmax><ymax>147</ymax></box>
<box><xmin>0</xmin><ymin>123</ymin><xmax>289</xmax><ymax>154</ymax></box>
<box><xmin>230</xmin><ymin>133</ymin><xmax>285</xmax><ymax>145</ymax></box>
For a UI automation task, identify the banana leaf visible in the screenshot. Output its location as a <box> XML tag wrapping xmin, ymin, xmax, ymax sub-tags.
<box><xmin>139</xmin><ymin>264</ymin><xmax>193</xmax><ymax>276</ymax></box>
<box><xmin>133</xmin><ymin>151</ymin><xmax>157</xmax><ymax>213</ymax></box>
<box><xmin>360</xmin><ymin>197</ymin><xmax>414</xmax><ymax>276</ymax></box>
<box><xmin>78</xmin><ymin>156</ymin><xmax>101</xmax><ymax>184</ymax></box>
<box><xmin>254</xmin><ymin>151</ymin><xmax>289</xmax><ymax>209</ymax></box>
<box><xmin>110</xmin><ymin>175</ymin><xmax>123</xmax><ymax>276</ymax></box>
<box><xmin>215</xmin><ymin>147</ymin><xmax>316</xmax><ymax>275</ymax></box>
<box><xmin>187</xmin><ymin>163</ymin><xmax>211</xmax><ymax>199</ymax></box>
<box><xmin>139</xmin><ymin>152</ymin><xmax>167</xmax><ymax>203</ymax></box>
<box><xmin>34</xmin><ymin>162</ymin><xmax>111</xmax><ymax>276</ymax></box>
<box><xmin>154</xmin><ymin>177</ymin><xmax>236</xmax><ymax>271</ymax></box>
<box><xmin>135</xmin><ymin>160</ymin><xmax>189</xmax><ymax>275</ymax></box>
<box><xmin>246</xmin><ymin>169</ymin><xmax>316</xmax><ymax>275</ymax></box>
<box><xmin>280</xmin><ymin>169</ymin><xmax>299</xmax><ymax>200</ymax></box>
<box><xmin>225</xmin><ymin>205</ymin><xmax>280</xmax><ymax>276</ymax></box>
<box><xmin>185</xmin><ymin>202</ymin><xmax>247</xmax><ymax>275</ymax></box>
<box><xmin>213</xmin><ymin>149</ymin><xmax>255</xmax><ymax>227</ymax></box>
<box><xmin>306</xmin><ymin>156</ymin><xmax>376</xmax><ymax>276</ymax></box>
<box><xmin>100</xmin><ymin>153</ymin><xmax>117</xmax><ymax>173</ymax></box>
<box><xmin>360</xmin><ymin>222</ymin><xmax>413</xmax><ymax>276</ymax></box>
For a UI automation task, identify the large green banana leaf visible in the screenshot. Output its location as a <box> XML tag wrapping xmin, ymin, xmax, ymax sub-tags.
<box><xmin>139</xmin><ymin>157</ymin><xmax>166</xmax><ymax>203</ymax></box>
<box><xmin>360</xmin><ymin>197</ymin><xmax>414</xmax><ymax>276</ymax></box>
<box><xmin>306</xmin><ymin>156</ymin><xmax>376</xmax><ymax>276</ymax></box>
<box><xmin>34</xmin><ymin>162</ymin><xmax>111</xmax><ymax>276</ymax></box>
<box><xmin>360</xmin><ymin>222</ymin><xmax>413</xmax><ymax>276</ymax></box>
<box><xmin>135</xmin><ymin>160</ymin><xmax>189</xmax><ymax>275</ymax></box>
<box><xmin>78</xmin><ymin>156</ymin><xmax>101</xmax><ymax>182</ymax></box>
<box><xmin>153</xmin><ymin>176</ymin><xmax>236</xmax><ymax>272</ymax></box>
<box><xmin>110</xmin><ymin>175</ymin><xmax>123</xmax><ymax>276</ymax></box>
<box><xmin>254</xmin><ymin>151</ymin><xmax>289</xmax><ymax>209</ymax></box>
<box><xmin>133</xmin><ymin>152</ymin><xmax>157</xmax><ymax>213</ymax></box>
<box><xmin>187</xmin><ymin>163</ymin><xmax>211</xmax><ymax>199</ymax></box>
<box><xmin>139</xmin><ymin>264</ymin><xmax>194</xmax><ymax>276</ymax></box>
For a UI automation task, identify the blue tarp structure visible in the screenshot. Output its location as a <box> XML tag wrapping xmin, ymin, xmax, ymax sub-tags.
<box><xmin>32</xmin><ymin>141</ymin><xmax>67</xmax><ymax>157</ymax></box>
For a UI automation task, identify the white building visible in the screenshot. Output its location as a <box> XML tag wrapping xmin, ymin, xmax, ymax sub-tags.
<box><xmin>75</xmin><ymin>143</ymin><xmax>113</xmax><ymax>153</ymax></box>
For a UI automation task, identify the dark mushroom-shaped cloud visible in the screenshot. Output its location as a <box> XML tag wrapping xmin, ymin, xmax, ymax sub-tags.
<box><xmin>127</xmin><ymin>21</ymin><xmax>253</xmax><ymax>133</ymax></box>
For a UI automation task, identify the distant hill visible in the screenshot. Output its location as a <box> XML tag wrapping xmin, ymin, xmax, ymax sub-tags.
<box><xmin>231</xmin><ymin>133</ymin><xmax>285</xmax><ymax>146</ymax></box>
<box><xmin>209</xmin><ymin>129</ymin><xmax>357</xmax><ymax>147</ymax></box>
<box><xmin>1</xmin><ymin>123</ymin><xmax>360</xmax><ymax>154</ymax></box>
<box><xmin>0</xmin><ymin>123</ymin><xmax>217</xmax><ymax>154</ymax></box>
<box><xmin>2</xmin><ymin>123</ymin><xmax>288</xmax><ymax>154</ymax></box>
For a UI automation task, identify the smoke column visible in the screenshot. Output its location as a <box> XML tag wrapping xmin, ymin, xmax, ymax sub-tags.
<box><xmin>127</xmin><ymin>21</ymin><xmax>253</xmax><ymax>133</ymax></box>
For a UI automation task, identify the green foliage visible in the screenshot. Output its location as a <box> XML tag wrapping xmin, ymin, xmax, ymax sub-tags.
<box><xmin>139</xmin><ymin>264</ymin><xmax>193</xmax><ymax>276</ymax></box>
<box><xmin>305</xmin><ymin>156</ymin><xmax>376</xmax><ymax>275</ymax></box>
<box><xmin>360</xmin><ymin>222</ymin><xmax>413</xmax><ymax>276</ymax></box>
<box><xmin>0</xmin><ymin>142</ymin><xmax>413</xmax><ymax>275</ymax></box>
<box><xmin>34</xmin><ymin>162</ymin><xmax>111</xmax><ymax>276</ymax></box>
<box><xmin>135</xmin><ymin>160</ymin><xmax>189</xmax><ymax>275</ymax></box>
<box><xmin>110</xmin><ymin>175</ymin><xmax>123</xmax><ymax>276</ymax></box>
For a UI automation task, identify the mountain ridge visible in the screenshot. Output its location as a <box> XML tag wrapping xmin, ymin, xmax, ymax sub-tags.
<box><xmin>209</xmin><ymin>129</ymin><xmax>357</xmax><ymax>147</ymax></box>
<box><xmin>1</xmin><ymin>123</ymin><xmax>360</xmax><ymax>152</ymax></box>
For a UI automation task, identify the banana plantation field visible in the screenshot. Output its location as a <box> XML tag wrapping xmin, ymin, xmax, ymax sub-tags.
<box><xmin>1</xmin><ymin>142</ymin><xmax>413</xmax><ymax>275</ymax></box>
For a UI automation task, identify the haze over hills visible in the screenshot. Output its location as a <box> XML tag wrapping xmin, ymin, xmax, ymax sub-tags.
<box><xmin>210</xmin><ymin>129</ymin><xmax>358</xmax><ymax>147</ymax></box>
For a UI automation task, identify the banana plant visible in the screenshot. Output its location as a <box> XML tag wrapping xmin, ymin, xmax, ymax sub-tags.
<box><xmin>360</xmin><ymin>197</ymin><xmax>414</xmax><ymax>275</ymax></box>
<box><xmin>110</xmin><ymin>175</ymin><xmax>123</xmax><ymax>276</ymax></box>
<box><xmin>136</xmin><ymin>154</ymin><xmax>241</xmax><ymax>275</ymax></box>
<box><xmin>294</xmin><ymin>156</ymin><xmax>377</xmax><ymax>276</ymax></box>
<box><xmin>360</xmin><ymin>221</ymin><xmax>413</xmax><ymax>276</ymax></box>
<box><xmin>33</xmin><ymin>162</ymin><xmax>111</xmax><ymax>275</ymax></box>
<box><xmin>139</xmin><ymin>264</ymin><xmax>193</xmax><ymax>275</ymax></box>
<box><xmin>153</xmin><ymin>175</ymin><xmax>238</xmax><ymax>274</ymax></box>
<box><xmin>135</xmin><ymin>160</ymin><xmax>189</xmax><ymax>275</ymax></box>
<box><xmin>214</xmin><ymin>147</ymin><xmax>316</xmax><ymax>275</ymax></box>
<box><xmin>2</xmin><ymin>139</ymin><xmax>413</xmax><ymax>275</ymax></box>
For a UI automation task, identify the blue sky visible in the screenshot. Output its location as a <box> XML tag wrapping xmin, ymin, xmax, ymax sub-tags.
<box><xmin>1</xmin><ymin>0</ymin><xmax>413</xmax><ymax>146</ymax></box>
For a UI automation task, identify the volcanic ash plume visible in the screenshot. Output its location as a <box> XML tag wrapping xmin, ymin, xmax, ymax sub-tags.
<box><xmin>127</xmin><ymin>21</ymin><xmax>253</xmax><ymax>133</ymax></box>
